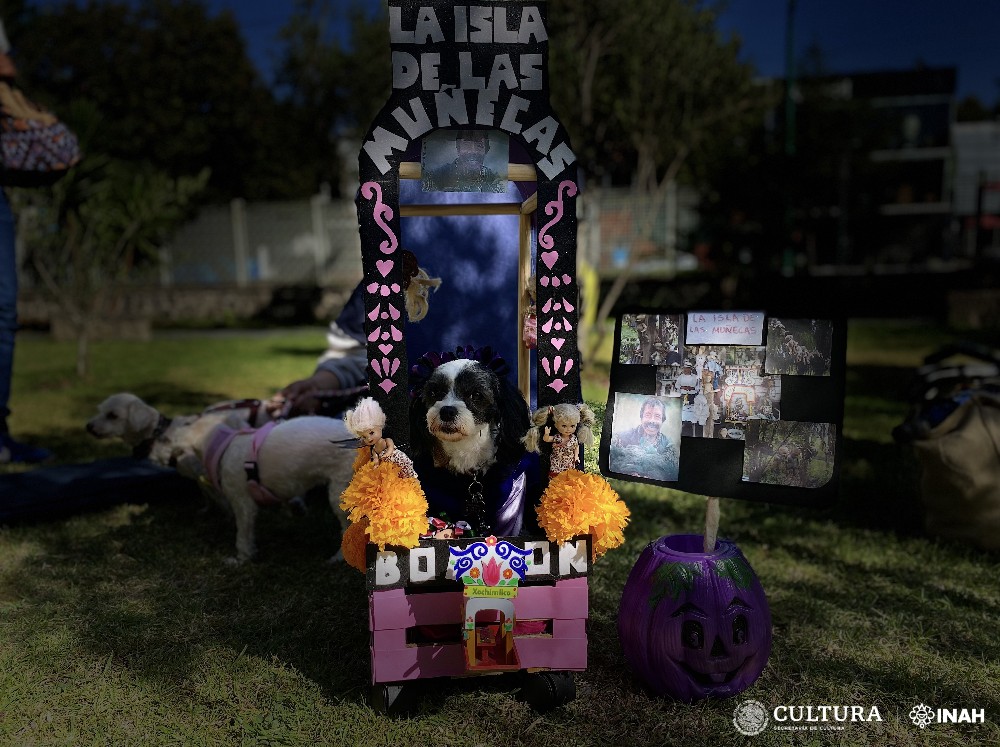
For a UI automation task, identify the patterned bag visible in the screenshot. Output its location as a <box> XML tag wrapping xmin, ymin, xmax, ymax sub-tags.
<box><xmin>0</xmin><ymin>81</ymin><xmax>81</xmax><ymax>187</ymax></box>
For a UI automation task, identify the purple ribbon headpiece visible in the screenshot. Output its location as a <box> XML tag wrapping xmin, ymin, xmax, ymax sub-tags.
<box><xmin>409</xmin><ymin>345</ymin><xmax>510</xmax><ymax>398</ymax></box>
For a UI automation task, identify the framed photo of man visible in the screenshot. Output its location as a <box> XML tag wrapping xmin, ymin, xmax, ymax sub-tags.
<box><xmin>421</xmin><ymin>129</ymin><xmax>509</xmax><ymax>193</ymax></box>
<box><xmin>607</xmin><ymin>393</ymin><xmax>681</xmax><ymax>482</ymax></box>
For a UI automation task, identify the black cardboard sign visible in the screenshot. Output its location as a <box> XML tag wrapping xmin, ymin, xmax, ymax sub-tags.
<box><xmin>599</xmin><ymin>311</ymin><xmax>847</xmax><ymax>507</ymax></box>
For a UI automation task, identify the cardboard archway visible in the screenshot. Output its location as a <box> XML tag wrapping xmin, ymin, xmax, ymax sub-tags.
<box><xmin>356</xmin><ymin>0</ymin><xmax>580</xmax><ymax>442</ymax></box>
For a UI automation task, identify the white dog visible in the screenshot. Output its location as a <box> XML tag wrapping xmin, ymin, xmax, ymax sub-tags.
<box><xmin>86</xmin><ymin>393</ymin><xmax>246</xmax><ymax>478</ymax></box>
<box><xmin>87</xmin><ymin>393</ymin><xmax>354</xmax><ymax>565</ymax></box>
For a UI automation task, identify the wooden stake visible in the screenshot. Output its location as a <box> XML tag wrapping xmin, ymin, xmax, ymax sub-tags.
<box><xmin>704</xmin><ymin>497</ymin><xmax>720</xmax><ymax>553</ymax></box>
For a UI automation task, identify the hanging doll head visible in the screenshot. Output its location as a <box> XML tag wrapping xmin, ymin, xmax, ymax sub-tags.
<box><xmin>344</xmin><ymin>397</ymin><xmax>387</xmax><ymax>447</ymax></box>
<box><xmin>401</xmin><ymin>249</ymin><xmax>442</xmax><ymax>322</ymax></box>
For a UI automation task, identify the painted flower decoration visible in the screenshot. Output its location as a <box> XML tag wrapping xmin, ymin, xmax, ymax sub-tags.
<box><xmin>483</xmin><ymin>557</ymin><xmax>502</xmax><ymax>586</ymax></box>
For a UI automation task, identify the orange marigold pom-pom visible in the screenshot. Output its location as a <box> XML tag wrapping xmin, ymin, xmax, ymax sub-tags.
<box><xmin>341</xmin><ymin>517</ymin><xmax>370</xmax><ymax>573</ymax></box>
<box><xmin>537</xmin><ymin>469</ymin><xmax>630</xmax><ymax>560</ymax></box>
<box><xmin>339</xmin><ymin>460</ymin><xmax>428</xmax><ymax>550</ymax></box>
<box><xmin>351</xmin><ymin>448</ymin><xmax>370</xmax><ymax>473</ymax></box>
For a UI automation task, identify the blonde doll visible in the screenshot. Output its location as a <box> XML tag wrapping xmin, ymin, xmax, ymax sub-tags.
<box><xmin>523</xmin><ymin>403</ymin><xmax>596</xmax><ymax>477</ymax></box>
<box><xmin>344</xmin><ymin>397</ymin><xmax>416</xmax><ymax>477</ymax></box>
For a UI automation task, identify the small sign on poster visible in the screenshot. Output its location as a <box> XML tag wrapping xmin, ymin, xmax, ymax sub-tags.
<box><xmin>686</xmin><ymin>311</ymin><xmax>765</xmax><ymax>346</ymax></box>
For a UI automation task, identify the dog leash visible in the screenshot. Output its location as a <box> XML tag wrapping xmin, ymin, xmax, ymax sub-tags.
<box><xmin>465</xmin><ymin>470</ymin><xmax>491</xmax><ymax>537</ymax></box>
<box><xmin>202</xmin><ymin>399</ymin><xmax>265</xmax><ymax>427</ymax></box>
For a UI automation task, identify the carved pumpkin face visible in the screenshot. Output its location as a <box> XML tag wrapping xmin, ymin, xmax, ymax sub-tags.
<box><xmin>618</xmin><ymin>534</ymin><xmax>771</xmax><ymax>702</ymax></box>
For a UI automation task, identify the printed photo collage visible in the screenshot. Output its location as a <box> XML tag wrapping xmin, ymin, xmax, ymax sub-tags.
<box><xmin>604</xmin><ymin>312</ymin><xmax>838</xmax><ymax>490</ymax></box>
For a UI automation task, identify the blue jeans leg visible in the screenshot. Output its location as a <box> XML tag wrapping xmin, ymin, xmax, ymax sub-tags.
<box><xmin>0</xmin><ymin>189</ymin><xmax>18</xmax><ymax>431</ymax></box>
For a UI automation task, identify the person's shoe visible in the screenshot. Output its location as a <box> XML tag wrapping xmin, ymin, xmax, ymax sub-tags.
<box><xmin>0</xmin><ymin>433</ymin><xmax>52</xmax><ymax>464</ymax></box>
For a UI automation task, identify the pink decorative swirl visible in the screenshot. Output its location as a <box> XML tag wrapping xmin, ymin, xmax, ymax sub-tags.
<box><xmin>360</xmin><ymin>181</ymin><xmax>398</xmax><ymax>255</ymax></box>
<box><xmin>537</xmin><ymin>180</ymin><xmax>578</xmax><ymax>250</ymax></box>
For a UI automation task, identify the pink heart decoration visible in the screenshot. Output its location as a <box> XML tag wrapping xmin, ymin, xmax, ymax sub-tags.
<box><xmin>552</xmin><ymin>338</ymin><xmax>565</xmax><ymax>350</ymax></box>
<box><xmin>541</xmin><ymin>251</ymin><xmax>558</xmax><ymax>269</ymax></box>
<box><xmin>378</xmin><ymin>344</ymin><xmax>393</xmax><ymax>355</ymax></box>
<box><xmin>376</xmin><ymin>259</ymin><xmax>394</xmax><ymax>277</ymax></box>
<box><xmin>548</xmin><ymin>379</ymin><xmax>567</xmax><ymax>393</ymax></box>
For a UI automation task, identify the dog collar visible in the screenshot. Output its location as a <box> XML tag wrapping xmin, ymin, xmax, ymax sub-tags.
<box><xmin>132</xmin><ymin>414</ymin><xmax>172</xmax><ymax>460</ymax></box>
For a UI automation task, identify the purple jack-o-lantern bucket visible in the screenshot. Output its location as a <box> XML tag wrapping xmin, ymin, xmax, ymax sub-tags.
<box><xmin>617</xmin><ymin>534</ymin><xmax>771</xmax><ymax>702</ymax></box>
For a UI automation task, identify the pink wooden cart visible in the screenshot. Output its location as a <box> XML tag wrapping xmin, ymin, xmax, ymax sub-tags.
<box><xmin>366</xmin><ymin>534</ymin><xmax>591</xmax><ymax>713</ymax></box>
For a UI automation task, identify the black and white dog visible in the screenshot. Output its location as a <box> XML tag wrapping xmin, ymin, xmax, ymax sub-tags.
<box><xmin>409</xmin><ymin>357</ymin><xmax>540</xmax><ymax>537</ymax></box>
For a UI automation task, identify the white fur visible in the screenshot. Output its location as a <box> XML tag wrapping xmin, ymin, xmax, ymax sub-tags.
<box><xmin>87</xmin><ymin>393</ymin><xmax>246</xmax><ymax>480</ymax></box>
<box><xmin>188</xmin><ymin>415</ymin><xmax>353</xmax><ymax>565</ymax></box>
<box><xmin>87</xmin><ymin>392</ymin><xmax>164</xmax><ymax>448</ymax></box>
<box><xmin>424</xmin><ymin>359</ymin><xmax>498</xmax><ymax>474</ymax></box>
<box><xmin>88</xmin><ymin>392</ymin><xmax>353</xmax><ymax>565</ymax></box>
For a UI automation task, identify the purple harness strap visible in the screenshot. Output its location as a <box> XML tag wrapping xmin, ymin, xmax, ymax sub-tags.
<box><xmin>203</xmin><ymin>421</ymin><xmax>283</xmax><ymax>507</ymax></box>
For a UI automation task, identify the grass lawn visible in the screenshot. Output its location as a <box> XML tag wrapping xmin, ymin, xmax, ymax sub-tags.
<box><xmin>1</xmin><ymin>320</ymin><xmax>999</xmax><ymax>746</ymax></box>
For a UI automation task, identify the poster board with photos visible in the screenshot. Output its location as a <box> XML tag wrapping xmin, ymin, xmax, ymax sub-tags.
<box><xmin>598</xmin><ymin>310</ymin><xmax>846</xmax><ymax>507</ymax></box>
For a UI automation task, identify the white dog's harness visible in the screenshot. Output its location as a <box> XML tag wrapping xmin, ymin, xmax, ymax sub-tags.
<box><xmin>203</xmin><ymin>422</ymin><xmax>282</xmax><ymax>506</ymax></box>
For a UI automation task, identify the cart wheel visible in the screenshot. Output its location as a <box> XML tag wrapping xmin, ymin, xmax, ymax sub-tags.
<box><xmin>517</xmin><ymin>671</ymin><xmax>576</xmax><ymax>712</ymax></box>
<box><xmin>370</xmin><ymin>682</ymin><xmax>416</xmax><ymax>717</ymax></box>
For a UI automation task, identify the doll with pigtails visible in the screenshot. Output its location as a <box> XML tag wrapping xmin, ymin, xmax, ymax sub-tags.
<box><xmin>523</xmin><ymin>403</ymin><xmax>596</xmax><ymax>477</ymax></box>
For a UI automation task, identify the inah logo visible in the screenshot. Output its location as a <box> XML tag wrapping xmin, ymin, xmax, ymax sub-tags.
<box><xmin>733</xmin><ymin>700</ymin><xmax>769</xmax><ymax>736</ymax></box>
<box><xmin>910</xmin><ymin>704</ymin><xmax>935</xmax><ymax>729</ymax></box>
<box><xmin>909</xmin><ymin>703</ymin><xmax>985</xmax><ymax>728</ymax></box>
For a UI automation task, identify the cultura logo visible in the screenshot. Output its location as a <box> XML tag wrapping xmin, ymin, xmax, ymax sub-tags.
<box><xmin>733</xmin><ymin>699</ymin><xmax>769</xmax><ymax>736</ymax></box>
<box><xmin>732</xmin><ymin>700</ymin><xmax>884</xmax><ymax>735</ymax></box>
<box><xmin>909</xmin><ymin>703</ymin><xmax>985</xmax><ymax>729</ymax></box>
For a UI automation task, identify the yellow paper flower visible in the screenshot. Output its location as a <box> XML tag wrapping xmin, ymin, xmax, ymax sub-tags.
<box><xmin>341</xmin><ymin>517</ymin><xmax>370</xmax><ymax>573</ymax></box>
<box><xmin>537</xmin><ymin>470</ymin><xmax>630</xmax><ymax>560</ymax></box>
<box><xmin>351</xmin><ymin>448</ymin><xmax>370</xmax><ymax>473</ymax></box>
<box><xmin>339</xmin><ymin>460</ymin><xmax>428</xmax><ymax>550</ymax></box>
